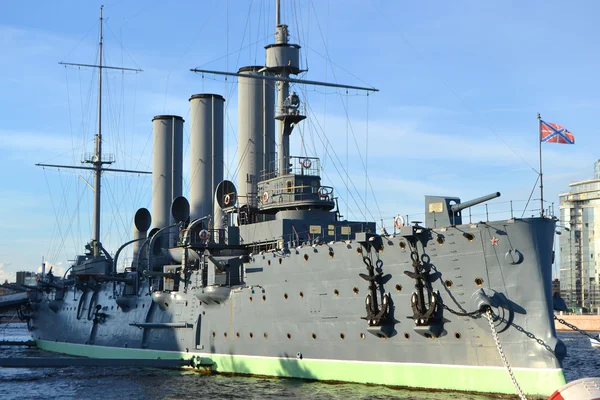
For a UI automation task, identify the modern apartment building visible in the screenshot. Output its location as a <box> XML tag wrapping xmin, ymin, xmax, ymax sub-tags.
<box><xmin>558</xmin><ymin>160</ymin><xmax>600</xmax><ymax>311</ymax></box>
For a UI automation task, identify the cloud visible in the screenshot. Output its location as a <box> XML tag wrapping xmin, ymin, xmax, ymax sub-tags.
<box><xmin>0</xmin><ymin>262</ymin><xmax>12</xmax><ymax>284</ymax></box>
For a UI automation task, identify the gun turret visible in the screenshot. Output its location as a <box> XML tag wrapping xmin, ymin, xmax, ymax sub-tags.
<box><xmin>450</xmin><ymin>192</ymin><xmax>501</xmax><ymax>214</ymax></box>
<box><xmin>425</xmin><ymin>192</ymin><xmax>501</xmax><ymax>228</ymax></box>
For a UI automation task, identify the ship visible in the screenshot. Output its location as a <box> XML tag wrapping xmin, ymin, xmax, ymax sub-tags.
<box><xmin>7</xmin><ymin>2</ymin><xmax>569</xmax><ymax>397</ymax></box>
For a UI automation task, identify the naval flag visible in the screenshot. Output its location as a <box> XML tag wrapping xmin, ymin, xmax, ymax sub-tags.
<box><xmin>540</xmin><ymin>120</ymin><xmax>575</xmax><ymax>144</ymax></box>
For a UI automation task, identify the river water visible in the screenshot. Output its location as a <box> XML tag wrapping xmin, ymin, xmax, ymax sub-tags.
<box><xmin>1</xmin><ymin>323</ymin><xmax>598</xmax><ymax>400</ymax></box>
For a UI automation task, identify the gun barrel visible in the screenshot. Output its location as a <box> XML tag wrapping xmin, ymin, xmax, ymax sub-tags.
<box><xmin>451</xmin><ymin>192</ymin><xmax>501</xmax><ymax>213</ymax></box>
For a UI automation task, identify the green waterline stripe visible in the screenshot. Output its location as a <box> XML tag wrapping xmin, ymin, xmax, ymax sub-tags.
<box><xmin>37</xmin><ymin>340</ymin><xmax>565</xmax><ymax>397</ymax></box>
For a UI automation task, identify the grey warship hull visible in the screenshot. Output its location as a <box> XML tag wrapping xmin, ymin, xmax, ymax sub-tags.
<box><xmin>30</xmin><ymin>216</ymin><xmax>565</xmax><ymax>396</ymax></box>
<box><xmin>23</xmin><ymin>2</ymin><xmax>567</xmax><ymax>397</ymax></box>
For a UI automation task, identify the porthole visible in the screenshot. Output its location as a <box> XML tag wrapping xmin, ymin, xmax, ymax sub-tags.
<box><xmin>475</xmin><ymin>277</ymin><xmax>484</xmax><ymax>286</ymax></box>
<box><xmin>236</xmin><ymin>332</ymin><xmax>240</xmax><ymax>338</ymax></box>
<box><xmin>279</xmin><ymin>258</ymin><xmax>282</xmax><ymax>264</ymax></box>
<box><xmin>249</xmin><ymin>333</ymin><xmax>254</xmax><ymax>339</ymax></box>
<box><xmin>262</xmin><ymin>295</ymin><xmax>266</xmax><ymax>302</ymax></box>
<box><xmin>329</xmin><ymin>250</ymin><xmax>334</xmax><ymax>258</ymax></box>
<box><xmin>304</xmin><ymin>254</ymin><xmax>309</xmax><ymax>261</ymax></box>
<box><xmin>395</xmin><ymin>284</ymin><xmax>402</xmax><ymax>292</ymax></box>
<box><xmin>312</xmin><ymin>333</ymin><xmax>317</xmax><ymax>340</ymax></box>
<box><xmin>212</xmin><ymin>332</ymin><xmax>216</xmax><ymax>337</ymax></box>
<box><xmin>404</xmin><ymin>332</ymin><xmax>410</xmax><ymax>340</ymax></box>
<box><xmin>334</xmin><ymin>289</ymin><xmax>339</xmax><ymax>296</ymax></box>
<box><xmin>445</xmin><ymin>280</ymin><xmax>453</xmax><ymax>288</ymax></box>
<box><xmin>399</xmin><ymin>241</ymin><xmax>406</xmax><ymax>250</ymax></box>
<box><xmin>464</xmin><ymin>233</ymin><xmax>475</xmax><ymax>242</ymax></box>
<box><xmin>353</xmin><ymin>287</ymin><xmax>359</xmax><ymax>295</ymax></box>
<box><xmin>360</xmin><ymin>333</ymin><xmax>365</xmax><ymax>340</ymax></box>
<box><xmin>356</xmin><ymin>247</ymin><xmax>363</xmax><ymax>254</ymax></box>
<box><xmin>437</xmin><ymin>236</ymin><xmax>445</xmax><ymax>245</ymax></box>
<box><xmin>249</xmin><ymin>296</ymin><xmax>253</xmax><ymax>302</ymax></box>
<box><xmin>284</xmin><ymin>293</ymin><xmax>288</xmax><ymax>300</ymax></box>
<box><xmin>299</xmin><ymin>291</ymin><xmax>304</xmax><ymax>298</ymax></box>
<box><xmin>340</xmin><ymin>333</ymin><xmax>345</xmax><ymax>340</ymax></box>
<box><xmin>287</xmin><ymin>333</ymin><xmax>291</xmax><ymax>340</ymax></box>
<box><xmin>224</xmin><ymin>332</ymin><xmax>227</xmax><ymax>338</ymax></box>
<box><xmin>455</xmin><ymin>332</ymin><xmax>462</xmax><ymax>340</ymax></box>
<box><xmin>268</xmin><ymin>260</ymin><xmax>271</xmax><ymax>266</ymax></box>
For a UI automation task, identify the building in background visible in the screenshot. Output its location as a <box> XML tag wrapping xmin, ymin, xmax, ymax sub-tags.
<box><xmin>15</xmin><ymin>271</ymin><xmax>34</xmax><ymax>286</ymax></box>
<box><xmin>559</xmin><ymin>160</ymin><xmax>600</xmax><ymax>312</ymax></box>
<box><xmin>552</xmin><ymin>278</ymin><xmax>560</xmax><ymax>296</ymax></box>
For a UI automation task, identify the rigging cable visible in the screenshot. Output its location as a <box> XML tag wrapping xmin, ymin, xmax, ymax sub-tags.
<box><xmin>305</xmin><ymin>102</ymin><xmax>371</xmax><ymax>221</ymax></box>
<box><xmin>370</xmin><ymin>0</ymin><xmax>537</xmax><ymax>176</ymax></box>
<box><xmin>308</xmin><ymin>0</ymin><xmax>382</xmax><ymax>222</ymax></box>
<box><xmin>365</xmin><ymin>93</ymin><xmax>369</xmax><ymax>219</ymax></box>
<box><xmin>161</xmin><ymin>1</ymin><xmax>219</xmax><ymax>114</ymax></box>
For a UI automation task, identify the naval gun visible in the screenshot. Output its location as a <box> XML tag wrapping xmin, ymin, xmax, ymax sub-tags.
<box><xmin>425</xmin><ymin>192</ymin><xmax>501</xmax><ymax>227</ymax></box>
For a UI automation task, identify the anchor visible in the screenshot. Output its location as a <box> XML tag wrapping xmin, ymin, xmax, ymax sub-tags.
<box><xmin>359</xmin><ymin>254</ymin><xmax>392</xmax><ymax>336</ymax></box>
<box><xmin>404</xmin><ymin>249</ymin><xmax>443</xmax><ymax>338</ymax></box>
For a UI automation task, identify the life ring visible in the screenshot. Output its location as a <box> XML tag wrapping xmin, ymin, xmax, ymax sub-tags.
<box><xmin>262</xmin><ymin>191</ymin><xmax>269</xmax><ymax>203</ymax></box>
<box><xmin>394</xmin><ymin>214</ymin><xmax>405</xmax><ymax>229</ymax></box>
<box><xmin>199</xmin><ymin>229</ymin><xmax>210</xmax><ymax>241</ymax></box>
<box><xmin>318</xmin><ymin>187</ymin><xmax>329</xmax><ymax>199</ymax></box>
<box><xmin>224</xmin><ymin>194</ymin><xmax>231</xmax><ymax>206</ymax></box>
<box><xmin>301</xmin><ymin>158</ymin><xmax>312</xmax><ymax>169</ymax></box>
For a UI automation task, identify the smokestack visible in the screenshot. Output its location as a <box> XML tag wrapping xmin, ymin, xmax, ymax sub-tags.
<box><xmin>237</xmin><ymin>66</ymin><xmax>275</xmax><ymax>209</ymax></box>
<box><xmin>151</xmin><ymin>115</ymin><xmax>184</xmax><ymax>240</ymax></box>
<box><xmin>189</xmin><ymin>94</ymin><xmax>225</xmax><ymax>221</ymax></box>
<box><xmin>132</xmin><ymin>208</ymin><xmax>151</xmax><ymax>272</ymax></box>
<box><xmin>172</xmin><ymin>117</ymin><xmax>183</xmax><ymax>219</ymax></box>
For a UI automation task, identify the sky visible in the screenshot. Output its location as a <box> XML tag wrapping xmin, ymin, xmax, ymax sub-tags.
<box><xmin>0</xmin><ymin>0</ymin><xmax>598</xmax><ymax>283</ymax></box>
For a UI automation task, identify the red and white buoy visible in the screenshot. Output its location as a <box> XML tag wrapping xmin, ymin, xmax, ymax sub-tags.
<box><xmin>548</xmin><ymin>378</ymin><xmax>600</xmax><ymax>400</ymax></box>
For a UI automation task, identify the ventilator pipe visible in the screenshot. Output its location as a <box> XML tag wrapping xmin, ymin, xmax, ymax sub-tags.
<box><xmin>132</xmin><ymin>208</ymin><xmax>151</xmax><ymax>272</ymax></box>
<box><xmin>213</xmin><ymin>180</ymin><xmax>236</xmax><ymax>232</ymax></box>
<box><xmin>135</xmin><ymin>229</ymin><xmax>167</xmax><ymax>273</ymax></box>
<box><xmin>146</xmin><ymin>222</ymin><xmax>180</xmax><ymax>273</ymax></box>
<box><xmin>214</xmin><ymin>194</ymin><xmax>225</xmax><ymax>232</ymax></box>
<box><xmin>182</xmin><ymin>216</ymin><xmax>210</xmax><ymax>245</ymax></box>
<box><xmin>113</xmin><ymin>238</ymin><xmax>147</xmax><ymax>275</ymax></box>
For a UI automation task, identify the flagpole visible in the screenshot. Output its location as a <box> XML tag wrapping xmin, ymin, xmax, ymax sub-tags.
<box><xmin>538</xmin><ymin>112</ymin><xmax>544</xmax><ymax>217</ymax></box>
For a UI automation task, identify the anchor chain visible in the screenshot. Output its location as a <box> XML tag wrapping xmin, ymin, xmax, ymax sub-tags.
<box><xmin>554</xmin><ymin>315</ymin><xmax>599</xmax><ymax>341</ymax></box>
<box><xmin>485</xmin><ymin>308</ymin><xmax>527</xmax><ymax>400</ymax></box>
<box><xmin>442</xmin><ymin>303</ymin><xmax>484</xmax><ymax>318</ymax></box>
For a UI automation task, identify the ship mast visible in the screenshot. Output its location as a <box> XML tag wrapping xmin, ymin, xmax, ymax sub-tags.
<box><xmin>190</xmin><ymin>1</ymin><xmax>378</xmax><ymax>174</ymax></box>
<box><xmin>37</xmin><ymin>6</ymin><xmax>146</xmax><ymax>259</ymax></box>
<box><xmin>92</xmin><ymin>5</ymin><xmax>105</xmax><ymax>256</ymax></box>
